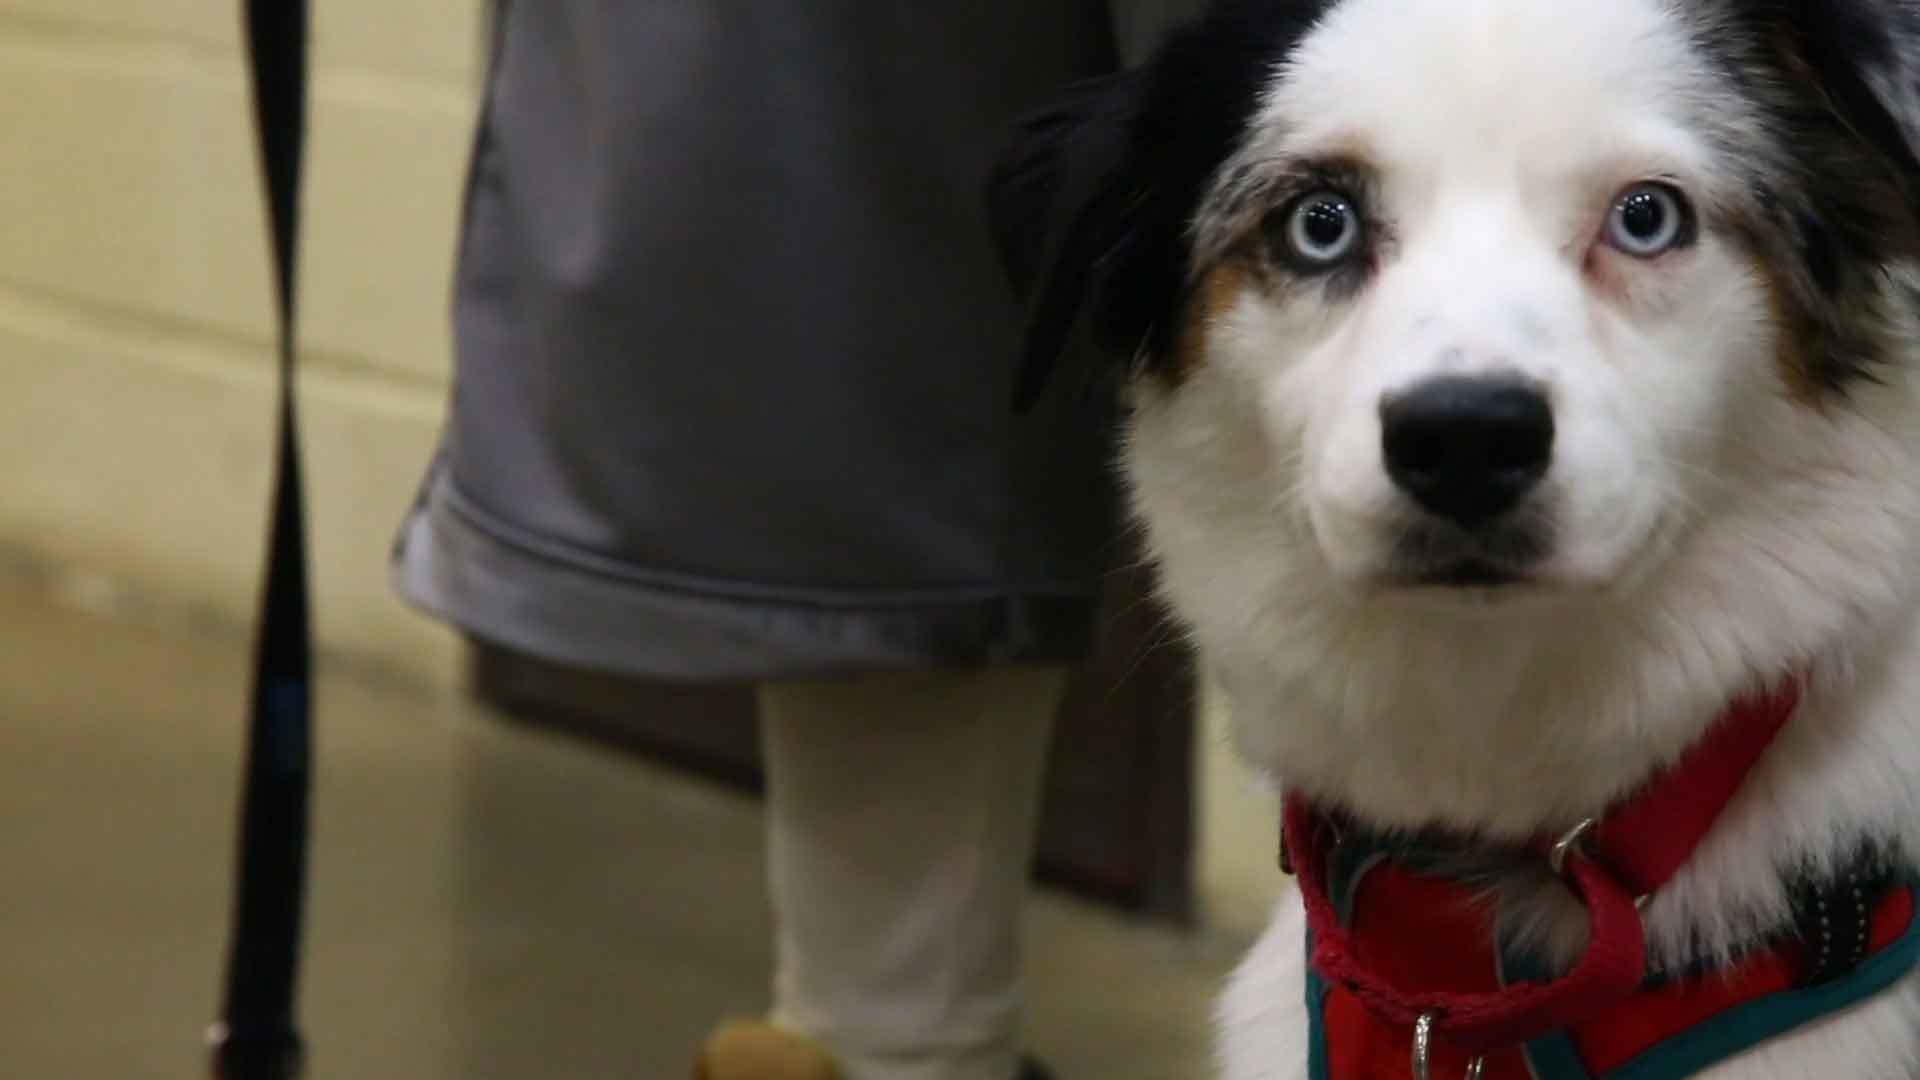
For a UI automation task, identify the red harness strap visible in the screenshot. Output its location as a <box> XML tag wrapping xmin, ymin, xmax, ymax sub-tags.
<box><xmin>1312</xmin><ymin>857</ymin><xmax>1916</xmax><ymax>1079</ymax></box>
<box><xmin>1288</xmin><ymin>681</ymin><xmax>1802</xmax><ymax>1059</ymax></box>
<box><xmin>1316</xmin><ymin>863</ymin><xmax>1538</xmax><ymax>1079</ymax></box>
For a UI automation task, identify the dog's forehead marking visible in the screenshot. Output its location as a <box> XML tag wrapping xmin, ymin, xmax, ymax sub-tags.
<box><xmin>1249</xmin><ymin>0</ymin><xmax>1715</xmax><ymax>182</ymax></box>
<box><xmin>1185</xmin><ymin>0</ymin><xmax>1749</xmax><ymax>280</ymax></box>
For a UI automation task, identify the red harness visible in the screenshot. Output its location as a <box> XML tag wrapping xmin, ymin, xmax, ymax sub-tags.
<box><xmin>1283</xmin><ymin>680</ymin><xmax>1914</xmax><ymax>1075</ymax></box>
<box><xmin>1305</xmin><ymin>857</ymin><xmax>1914</xmax><ymax>1078</ymax></box>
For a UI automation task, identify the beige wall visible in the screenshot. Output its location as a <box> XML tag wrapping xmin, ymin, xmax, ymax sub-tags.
<box><xmin>1197</xmin><ymin>679</ymin><xmax>1286</xmax><ymax>947</ymax></box>
<box><xmin>0</xmin><ymin>0</ymin><xmax>485</xmax><ymax>685</ymax></box>
<box><xmin>1</xmin><ymin>0</ymin><xmax>1290</xmax><ymax>931</ymax></box>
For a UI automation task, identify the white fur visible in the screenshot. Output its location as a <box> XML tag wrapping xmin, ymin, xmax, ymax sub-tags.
<box><xmin>1121</xmin><ymin>1</ymin><xmax>1920</xmax><ymax>1075</ymax></box>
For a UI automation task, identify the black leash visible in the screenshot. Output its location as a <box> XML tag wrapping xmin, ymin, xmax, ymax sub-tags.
<box><xmin>211</xmin><ymin>1</ymin><xmax>312</xmax><ymax>1077</ymax></box>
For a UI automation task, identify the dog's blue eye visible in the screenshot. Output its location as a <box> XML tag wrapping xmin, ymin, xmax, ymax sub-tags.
<box><xmin>1281</xmin><ymin>191</ymin><xmax>1364</xmax><ymax>269</ymax></box>
<box><xmin>1607</xmin><ymin>183</ymin><xmax>1691</xmax><ymax>257</ymax></box>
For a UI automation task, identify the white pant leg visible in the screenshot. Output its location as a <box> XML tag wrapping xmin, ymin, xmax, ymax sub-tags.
<box><xmin>759</xmin><ymin>666</ymin><xmax>1065</xmax><ymax>1080</ymax></box>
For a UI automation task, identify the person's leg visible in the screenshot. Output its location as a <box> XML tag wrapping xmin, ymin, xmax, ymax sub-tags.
<box><xmin>754</xmin><ymin>667</ymin><xmax>1065</xmax><ymax>1080</ymax></box>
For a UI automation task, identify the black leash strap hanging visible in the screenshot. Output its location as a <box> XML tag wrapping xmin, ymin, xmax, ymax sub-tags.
<box><xmin>211</xmin><ymin>1</ymin><xmax>312</xmax><ymax>1077</ymax></box>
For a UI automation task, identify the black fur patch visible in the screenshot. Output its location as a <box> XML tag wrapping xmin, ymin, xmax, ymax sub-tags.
<box><xmin>1684</xmin><ymin>0</ymin><xmax>1920</xmax><ymax>392</ymax></box>
<box><xmin>1785</xmin><ymin>0</ymin><xmax>1920</xmax><ymax>178</ymax></box>
<box><xmin>989</xmin><ymin>0</ymin><xmax>1338</xmax><ymax>407</ymax></box>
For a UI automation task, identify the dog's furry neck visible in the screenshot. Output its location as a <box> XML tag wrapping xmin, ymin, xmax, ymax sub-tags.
<box><xmin>1234</xmin><ymin>621</ymin><xmax>1920</xmax><ymax>973</ymax></box>
<box><xmin>1171</xmin><ymin>365</ymin><xmax>1920</xmax><ymax>970</ymax></box>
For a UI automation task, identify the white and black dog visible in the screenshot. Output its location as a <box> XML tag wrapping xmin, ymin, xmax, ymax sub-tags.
<box><xmin>997</xmin><ymin>1</ymin><xmax>1920</xmax><ymax>1076</ymax></box>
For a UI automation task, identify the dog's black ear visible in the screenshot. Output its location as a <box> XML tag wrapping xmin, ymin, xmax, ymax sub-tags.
<box><xmin>1725</xmin><ymin>1</ymin><xmax>1920</xmax><ymax>390</ymax></box>
<box><xmin>1780</xmin><ymin>1</ymin><xmax>1920</xmax><ymax>187</ymax></box>
<box><xmin>986</xmin><ymin>35</ymin><xmax>1238</xmax><ymax>409</ymax></box>
<box><xmin>988</xmin><ymin>70</ymin><xmax>1155</xmax><ymax>410</ymax></box>
<box><xmin>990</xmin><ymin>2</ymin><xmax>1336</xmax><ymax>409</ymax></box>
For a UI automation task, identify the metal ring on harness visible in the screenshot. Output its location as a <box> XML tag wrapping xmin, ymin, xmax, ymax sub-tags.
<box><xmin>1548</xmin><ymin>818</ymin><xmax>1597</xmax><ymax>878</ymax></box>
<box><xmin>1551</xmin><ymin>817</ymin><xmax>1652</xmax><ymax>911</ymax></box>
<box><xmin>1412</xmin><ymin>1013</ymin><xmax>1485</xmax><ymax>1080</ymax></box>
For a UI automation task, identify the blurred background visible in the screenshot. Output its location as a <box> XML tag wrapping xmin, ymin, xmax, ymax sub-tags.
<box><xmin>0</xmin><ymin>1</ymin><xmax>1283</xmax><ymax>1076</ymax></box>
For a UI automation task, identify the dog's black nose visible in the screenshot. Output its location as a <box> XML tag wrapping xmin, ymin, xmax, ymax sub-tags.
<box><xmin>1380</xmin><ymin>376</ymin><xmax>1554</xmax><ymax>528</ymax></box>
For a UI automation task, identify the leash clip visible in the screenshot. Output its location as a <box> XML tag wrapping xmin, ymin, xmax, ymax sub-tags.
<box><xmin>1550</xmin><ymin>818</ymin><xmax>1651</xmax><ymax>910</ymax></box>
<box><xmin>1549</xmin><ymin>818</ymin><xmax>1596</xmax><ymax>878</ymax></box>
<box><xmin>1412</xmin><ymin>1014</ymin><xmax>1484</xmax><ymax>1080</ymax></box>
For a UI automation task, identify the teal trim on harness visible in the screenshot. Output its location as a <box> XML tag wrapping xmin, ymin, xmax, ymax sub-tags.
<box><xmin>1306</xmin><ymin>834</ymin><xmax>1380</xmax><ymax>1080</ymax></box>
<box><xmin>1524</xmin><ymin>1029</ymin><xmax>1596</xmax><ymax>1080</ymax></box>
<box><xmin>1307</xmin><ymin>959</ymin><xmax>1332</xmax><ymax>1080</ymax></box>
<box><xmin>1503</xmin><ymin>946</ymin><xmax>1595</xmax><ymax>1079</ymax></box>
<box><xmin>1501</xmin><ymin>884</ymin><xmax>1920</xmax><ymax>1079</ymax></box>
<box><xmin>1605</xmin><ymin>889</ymin><xmax>1920</xmax><ymax>1079</ymax></box>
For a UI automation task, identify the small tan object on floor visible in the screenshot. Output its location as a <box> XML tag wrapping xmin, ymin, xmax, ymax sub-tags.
<box><xmin>695</xmin><ymin>1021</ymin><xmax>843</xmax><ymax>1080</ymax></box>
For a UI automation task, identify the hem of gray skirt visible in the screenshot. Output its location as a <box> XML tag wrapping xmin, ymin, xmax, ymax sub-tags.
<box><xmin>390</xmin><ymin>480</ymin><xmax>1098</xmax><ymax>683</ymax></box>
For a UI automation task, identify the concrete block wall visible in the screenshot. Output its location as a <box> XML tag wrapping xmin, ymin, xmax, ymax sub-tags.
<box><xmin>0</xmin><ymin>0</ymin><xmax>485</xmax><ymax>685</ymax></box>
<box><xmin>0</xmin><ymin>0</ymin><xmax>1287</xmax><ymax>933</ymax></box>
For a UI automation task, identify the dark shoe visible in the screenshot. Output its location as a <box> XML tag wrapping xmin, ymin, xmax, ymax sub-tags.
<box><xmin>1017</xmin><ymin>1057</ymin><xmax>1054</xmax><ymax>1080</ymax></box>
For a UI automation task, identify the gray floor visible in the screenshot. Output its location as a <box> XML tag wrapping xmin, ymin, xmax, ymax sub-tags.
<box><xmin>0</xmin><ymin>584</ymin><xmax>1238</xmax><ymax>1078</ymax></box>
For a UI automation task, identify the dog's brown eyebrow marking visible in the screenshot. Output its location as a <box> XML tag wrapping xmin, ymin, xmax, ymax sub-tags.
<box><xmin>1741</xmin><ymin>245</ymin><xmax>1827</xmax><ymax>409</ymax></box>
<box><xmin>1268</xmin><ymin>155</ymin><xmax>1378</xmax><ymax>210</ymax></box>
<box><xmin>1174</xmin><ymin>260</ymin><xmax>1254</xmax><ymax>378</ymax></box>
<box><xmin>1195</xmin><ymin>152</ymin><xmax>1383</xmax><ymax>272</ymax></box>
<box><xmin>1281</xmin><ymin>130</ymin><xmax>1382</xmax><ymax>173</ymax></box>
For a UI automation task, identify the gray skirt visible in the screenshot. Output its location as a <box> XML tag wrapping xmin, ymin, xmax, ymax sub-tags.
<box><xmin>393</xmin><ymin>1</ymin><xmax>1186</xmax><ymax>681</ymax></box>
